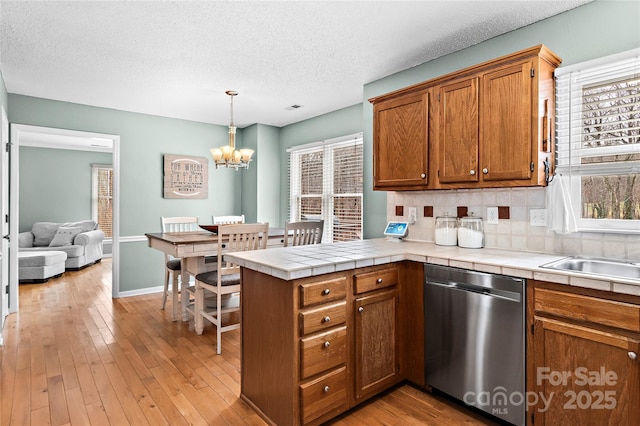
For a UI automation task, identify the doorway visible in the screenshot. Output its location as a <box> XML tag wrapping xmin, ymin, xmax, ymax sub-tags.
<box><xmin>8</xmin><ymin>125</ymin><xmax>120</xmax><ymax>314</ymax></box>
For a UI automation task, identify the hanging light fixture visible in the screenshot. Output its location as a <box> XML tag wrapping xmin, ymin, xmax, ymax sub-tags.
<box><xmin>210</xmin><ymin>90</ymin><xmax>254</xmax><ymax>170</ymax></box>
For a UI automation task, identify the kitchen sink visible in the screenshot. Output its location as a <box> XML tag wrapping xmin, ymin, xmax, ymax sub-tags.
<box><xmin>540</xmin><ymin>256</ymin><xmax>640</xmax><ymax>281</ymax></box>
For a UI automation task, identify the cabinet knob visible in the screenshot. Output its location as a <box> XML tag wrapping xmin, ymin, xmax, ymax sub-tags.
<box><xmin>482</xmin><ymin>168</ymin><xmax>489</xmax><ymax>174</ymax></box>
<box><xmin>420</xmin><ymin>173</ymin><xmax>426</xmax><ymax>179</ymax></box>
<box><xmin>323</xmin><ymin>385</ymin><xmax>330</xmax><ymax>393</ymax></box>
<box><xmin>323</xmin><ymin>288</ymin><xmax>330</xmax><ymax>295</ymax></box>
<box><xmin>358</xmin><ymin>307</ymin><xmax>364</xmax><ymax>313</ymax></box>
<box><xmin>324</xmin><ymin>341</ymin><xmax>331</xmax><ymax>348</ymax></box>
<box><xmin>629</xmin><ymin>351</ymin><xmax>638</xmax><ymax>360</ymax></box>
<box><xmin>323</xmin><ymin>316</ymin><xmax>331</xmax><ymax>323</ymax></box>
<box><xmin>376</xmin><ymin>278</ymin><xmax>383</xmax><ymax>283</ymax></box>
<box><xmin>470</xmin><ymin>169</ymin><xmax>475</xmax><ymax>175</ymax></box>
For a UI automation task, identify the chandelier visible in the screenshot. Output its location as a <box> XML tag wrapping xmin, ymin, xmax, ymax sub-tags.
<box><xmin>210</xmin><ymin>90</ymin><xmax>254</xmax><ymax>170</ymax></box>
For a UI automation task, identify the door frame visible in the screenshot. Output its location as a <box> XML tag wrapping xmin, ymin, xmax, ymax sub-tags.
<box><xmin>9</xmin><ymin>124</ymin><xmax>120</xmax><ymax>312</ymax></box>
<box><xmin>0</xmin><ymin>107</ymin><xmax>8</xmax><ymax>345</ymax></box>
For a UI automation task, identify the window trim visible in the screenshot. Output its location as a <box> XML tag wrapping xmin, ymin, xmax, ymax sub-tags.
<box><xmin>91</xmin><ymin>163</ymin><xmax>113</xmax><ymax>239</ymax></box>
<box><xmin>555</xmin><ymin>48</ymin><xmax>640</xmax><ymax>234</ymax></box>
<box><xmin>288</xmin><ymin>133</ymin><xmax>363</xmax><ymax>243</ymax></box>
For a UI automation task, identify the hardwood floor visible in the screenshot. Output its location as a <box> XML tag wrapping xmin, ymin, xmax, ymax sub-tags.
<box><xmin>1</xmin><ymin>259</ymin><xmax>495</xmax><ymax>425</ymax></box>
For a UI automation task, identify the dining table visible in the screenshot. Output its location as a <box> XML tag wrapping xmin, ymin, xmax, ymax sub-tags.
<box><xmin>146</xmin><ymin>226</ymin><xmax>285</xmax><ymax>321</ymax></box>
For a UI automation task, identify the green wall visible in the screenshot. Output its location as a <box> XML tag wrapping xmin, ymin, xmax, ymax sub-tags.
<box><xmin>279</xmin><ymin>103</ymin><xmax>363</xmax><ymax>227</ymax></box>
<box><xmin>255</xmin><ymin>124</ymin><xmax>281</xmax><ymax>226</ymax></box>
<box><xmin>19</xmin><ymin>146</ymin><xmax>111</xmax><ymax>231</ymax></box>
<box><xmin>9</xmin><ymin>94</ymin><xmax>243</xmax><ymax>292</ymax></box>
<box><xmin>240</xmin><ymin>123</ymin><xmax>281</xmax><ymax>225</ymax></box>
<box><xmin>361</xmin><ymin>0</ymin><xmax>640</xmax><ymax>238</ymax></box>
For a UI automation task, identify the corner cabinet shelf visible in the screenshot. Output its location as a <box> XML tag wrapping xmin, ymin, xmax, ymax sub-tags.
<box><xmin>369</xmin><ymin>45</ymin><xmax>561</xmax><ymax>191</ymax></box>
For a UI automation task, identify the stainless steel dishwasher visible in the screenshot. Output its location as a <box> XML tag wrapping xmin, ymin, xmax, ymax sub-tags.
<box><xmin>424</xmin><ymin>264</ymin><xmax>525</xmax><ymax>426</ymax></box>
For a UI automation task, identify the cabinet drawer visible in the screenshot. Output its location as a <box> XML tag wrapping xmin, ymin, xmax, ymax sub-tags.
<box><xmin>300</xmin><ymin>277</ymin><xmax>347</xmax><ymax>307</ymax></box>
<box><xmin>300</xmin><ymin>326</ymin><xmax>347</xmax><ymax>380</ymax></box>
<box><xmin>535</xmin><ymin>288</ymin><xmax>640</xmax><ymax>332</ymax></box>
<box><xmin>354</xmin><ymin>268</ymin><xmax>398</xmax><ymax>294</ymax></box>
<box><xmin>300</xmin><ymin>301</ymin><xmax>346</xmax><ymax>336</ymax></box>
<box><xmin>300</xmin><ymin>366</ymin><xmax>347</xmax><ymax>425</ymax></box>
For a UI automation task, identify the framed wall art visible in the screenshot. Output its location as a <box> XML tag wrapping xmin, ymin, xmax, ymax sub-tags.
<box><xmin>163</xmin><ymin>154</ymin><xmax>208</xmax><ymax>199</ymax></box>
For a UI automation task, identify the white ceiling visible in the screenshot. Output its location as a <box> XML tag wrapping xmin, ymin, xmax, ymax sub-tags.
<box><xmin>0</xmin><ymin>0</ymin><xmax>590</xmax><ymax>128</ymax></box>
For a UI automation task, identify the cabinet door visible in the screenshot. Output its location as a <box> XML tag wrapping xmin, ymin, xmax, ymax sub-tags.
<box><xmin>438</xmin><ymin>77</ymin><xmax>479</xmax><ymax>183</ymax></box>
<box><xmin>531</xmin><ymin>317</ymin><xmax>640</xmax><ymax>425</ymax></box>
<box><xmin>354</xmin><ymin>288</ymin><xmax>399</xmax><ymax>401</ymax></box>
<box><xmin>481</xmin><ymin>60</ymin><xmax>533</xmax><ymax>181</ymax></box>
<box><xmin>373</xmin><ymin>92</ymin><xmax>428</xmax><ymax>188</ymax></box>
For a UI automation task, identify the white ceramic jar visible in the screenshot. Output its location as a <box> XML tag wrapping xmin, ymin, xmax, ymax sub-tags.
<box><xmin>434</xmin><ymin>216</ymin><xmax>458</xmax><ymax>246</ymax></box>
<box><xmin>457</xmin><ymin>216</ymin><xmax>484</xmax><ymax>248</ymax></box>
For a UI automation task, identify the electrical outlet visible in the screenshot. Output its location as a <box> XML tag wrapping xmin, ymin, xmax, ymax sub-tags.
<box><xmin>408</xmin><ymin>207</ymin><xmax>417</xmax><ymax>224</ymax></box>
<box><xmin>486</xmin><ymin>207</ymin><xmax>499</xmax><ymax>224</ymax></box>
<box><xmin>530</xmin><ymin>208</ymin><xmax>548</xmax><ymax>227</ymax></box>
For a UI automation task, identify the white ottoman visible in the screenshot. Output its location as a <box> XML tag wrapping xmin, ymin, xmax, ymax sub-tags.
<box><xmin>18</xmin><ymin>251</ymin><xmax>67</xmax><ymax>283</ymax></box>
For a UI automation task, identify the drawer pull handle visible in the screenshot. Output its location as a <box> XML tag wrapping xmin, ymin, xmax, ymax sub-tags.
<box><xmin>324</xmin><ymin>341</ymin><xmax>330</xmax><ymax>348</ymax></box>
<box><xmin>323</xmin><ymin>316</ymin><xmax>330</xmax><ymax>323</ymax></box>
<box><xmin>629</xmin><ymin>351</ymin><xmax>638</xmax><ymax>360</ymax></box>
<box><xmin>323</xmin><ymin>288</ymin><xmax>330</xmax><ymax>295</ymax></box>
<box><xmin>420</xmin><ymin>173</ymin><xmax>426</xmax><ymax>179</ymax></box>
<box><xmin>482</xmin><ymin>167</ymin><xmax>489</xmax><ymax>174</ymax></box>
<box><xmin>324</xmin><ymin>385</ymin><xmax>330</xmax><ymax>393</ymax></box>
<box><xmin>358</xmin><ymin>307</ymin><xmax>364</xmax><ymax>313</ymax></box>
<box><xmin>470</xmin><ymin>169</ymin><xmax>475</xmax><ymax>175</ymax></box>
<box><xmin>377</xmin><ymin>278</ymin><xmax>383</xmax><ymax>283</ymax></box>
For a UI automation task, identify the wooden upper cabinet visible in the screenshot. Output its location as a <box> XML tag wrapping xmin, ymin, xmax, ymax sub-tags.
<box><xmin>481</xmin><ymin>60</ymin><xmax>533</xmax><ymax>182</ymax></box>
<box><xmin>370</xmin><ymin>45</ymin><xmax>561</xmax><ymax>190</ymax></box>
<box><xmin>438</xmin><ymin>77</ymin><xmax>479</xmax><ymax>183</ymax></box>
<box><xmin>372</xmin><ymin>91</ymin><xmax>429</xmax><ymax>189</ymax></box>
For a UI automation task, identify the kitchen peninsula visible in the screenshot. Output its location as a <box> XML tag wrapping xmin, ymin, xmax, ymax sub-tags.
<box><xmin>226</xmin><ymin>239</ymin><xmax>640</xmax><ymax>426</ymax></box>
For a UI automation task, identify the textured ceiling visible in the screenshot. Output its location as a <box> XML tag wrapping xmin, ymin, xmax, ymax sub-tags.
<box><xmin>0</xmin><ymin>0</ymin><xmax>590</xmax><ymax>128</ymax></box>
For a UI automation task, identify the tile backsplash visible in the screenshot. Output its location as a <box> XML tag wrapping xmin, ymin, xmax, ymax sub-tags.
<box><xmin>388</xmin><ymin>188</ymin><xmax>639</xmax><ymax>261</ymax></box>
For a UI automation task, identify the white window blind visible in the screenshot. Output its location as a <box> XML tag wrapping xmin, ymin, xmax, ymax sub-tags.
<box><xmin>555</xmin><ymin>48</ymin><xmax>640</xmax><ymax>232</ymax></box>
<box><xmin>288</xmin><ymin>133</ymin><xmax>363</xmax><ymax>243</ymax></box>
<box><xmin>92</xmin><ymin>164</ymin><xmax>113</xmax><ymax>238</ymax></box>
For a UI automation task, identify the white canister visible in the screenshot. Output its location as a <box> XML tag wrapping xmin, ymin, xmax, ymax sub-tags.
<box><xmin>434</xmin><ymin>216</ymin><xmax>458</xmax><ymax>246</ymax></box>
<box><xmin>457</xmin><ymin>216</ymin><xmax>484</xmax><ymax>248</ymax></box>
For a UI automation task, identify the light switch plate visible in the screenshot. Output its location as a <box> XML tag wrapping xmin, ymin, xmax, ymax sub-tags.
<box><xmin>530</xmin><ymin>208</ymin><xmax>548</xmax><ymax>227</ymax></box>
<box><xmin>408</xmin><ymin>207</ymin><xmax>417</xmax><ymax>224</ymax></box>
<box><xmin>486</xmin><ymin>207</ymin><xmax>499</xmax><ymax>224</ymax></box>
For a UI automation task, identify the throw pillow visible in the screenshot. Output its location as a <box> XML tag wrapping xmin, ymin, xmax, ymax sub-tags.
<box><xmin>49</xmin><ymin>226</ymin><xmax>82</xmax><ymax>247</ymax></box>
<box><xmin>32</xmin><ymin>222</ymin><xmax>61</xmax><ymax>246</ymax></box>
<box><xmin>63</xmin><ymin>220</ymin><xmax>98</xmax><ymax>233</ymax></box>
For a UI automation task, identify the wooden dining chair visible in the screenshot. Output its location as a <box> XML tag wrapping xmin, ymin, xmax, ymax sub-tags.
<box><xmin>283</xmin><ymin>220</ymin><xmax>324</xmax><ymax>247</ymax></box>
<box><xmin>193</xmin><ymin>222</ymin><xmax>269</xmax><ymax>354</ymax></box>
<box><xmin>160</xmin><ymin>216</ymin><xmax>199</xmax><ymax>318</ymax></box>
<box><xmin>212</xmin><ymin>215</ymin><xmax>245</xmax><ymax>224</ymax></box>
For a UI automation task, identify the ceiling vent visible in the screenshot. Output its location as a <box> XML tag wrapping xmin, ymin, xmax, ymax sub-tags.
<box><xmin>285</xmin><ymin>104</ymin><xmax>303</xmax><ymax>110</ymax></box>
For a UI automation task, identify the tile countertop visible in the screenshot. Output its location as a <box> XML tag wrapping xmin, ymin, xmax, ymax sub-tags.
<box><xmin>224</xmin><ymin>238</ymin><xmax>640</xmax><ymax>297</ymax></box>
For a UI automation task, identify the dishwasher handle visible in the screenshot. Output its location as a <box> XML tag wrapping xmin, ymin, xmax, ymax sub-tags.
<box><xmin>425</xmin><ymin>279</ymin><xmax>521</xmax><ymax>303</ymax></box>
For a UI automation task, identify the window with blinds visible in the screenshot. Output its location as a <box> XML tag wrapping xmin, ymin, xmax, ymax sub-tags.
<box><xmin>289</xmin><ymin>133</ymin><xmax>363</xmax><ymax>243</ymax></box>
<box><xmin>92</xmin><ymin>164</ymin><xmax>113</xmax><ymax>238</ymax></box>
<box><xmin>555</xmin><ymin>48</ymin><xmax>640</xmax><ymax>232</ymax></box>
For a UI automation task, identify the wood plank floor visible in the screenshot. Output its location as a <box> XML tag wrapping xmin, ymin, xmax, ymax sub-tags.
<box><xmin>1</xmin><ymin>259</ymin><xmax>496</xmax><ymax>425</ymax></box>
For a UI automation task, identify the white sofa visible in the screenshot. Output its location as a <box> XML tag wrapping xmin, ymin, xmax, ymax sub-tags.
<box><xmin>19</xmin><ymin>220</ymin><xmax>104</xmax><ymax>270</ymax></box>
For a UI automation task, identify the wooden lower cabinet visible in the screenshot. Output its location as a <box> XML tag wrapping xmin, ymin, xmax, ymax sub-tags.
<box><xmin>529</xmin><ymin>282</ymin><xmax>640</xmax><ymax>425</ymax></box>
<box><xmin>241</xmin><ymin>264</ymin><xmax>413</xmax><ymax>426</ymax></box>
<box><xmin>300</xmin><ymin>367</ymin><xmax>348</xmax><ymax>425</ymax></box>
<box><xmin>354</xmin><ymin>288</ymin><xmax>399</xmax><ymax>400</ymax></box>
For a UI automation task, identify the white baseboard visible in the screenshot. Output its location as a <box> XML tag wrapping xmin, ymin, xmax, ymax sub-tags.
<box><xmin>118</xmin><ymin>285</ymin><xmax>164</xmax><ymax>298</ymax></box>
